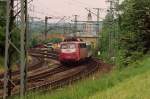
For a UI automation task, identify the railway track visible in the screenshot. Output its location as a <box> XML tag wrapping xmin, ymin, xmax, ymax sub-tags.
<box><xmin>30</xmin><ymin>53</ymin><xmax>58</xmax><ymax>60</ymax></box>
<box><xmin>28</xmin><ymin>58</ymin><xmax>99</xmax><ymax>91</ymax></box>
<box><xmin>0</xmin><ymin>48</ymin><xmax>104</xmax><ymax>98</ymax></box>
<box><xmin>29</xmin><ymin>50</ymin><xmax>58</xmax><ymax>60</ymax></box>
<box><xmin>29</xmin><ymin>49</ymin><xmax>59</xmax><ymax>62</ymax></box>
<box><xmin>0</xmin><ymin>57</ymin><xmax>44</xmax><ymax>79</ymax></box>
<box><xmin>0</xmin><ymin>48</ymin><xmax>58</xmax><ymax>80</ymax></box>
<box><xmin>10</xmin><ymin>65</ymin><xmax>69</xmax><ymax>86</ymax></box>
<box><xmin>0</xmin><ymin>58</ymin><xmax>101</xmax><ymax>97</ymax></box>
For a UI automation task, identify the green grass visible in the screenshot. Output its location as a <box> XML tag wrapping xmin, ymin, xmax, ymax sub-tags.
<box><xmin>89</xmin><ymin>70</ymin><xmax>150</xmax><ymax>99</ymax></box>
<box><xmin>13</xmin><ymin>56</ymin><xmax>150</xmax><ymax>99</ymax></box>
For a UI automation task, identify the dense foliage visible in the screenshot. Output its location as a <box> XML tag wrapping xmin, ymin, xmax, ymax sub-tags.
<box><xmin>0</xmin><ymin>1</ymin><xmax>20</xmax><ymax>66</ymax></box>
<box><xmin>0</xmin><ymin>1</ymin><xmax>6</xmax><ymax>56</ymax></box>
<box><xmin>44</xmin><ymin>38</ymin><xmax>62</xmax><ymax>44</ymax></box>
<box><xmin>119</xmin><ymin>0</ymin><xmax>150</xmax><ymax>64</ymax></box>
<box><xmin>100</xmin><ymin>0</ymin><xmax>150</xmax><ymax>66</ymax></box>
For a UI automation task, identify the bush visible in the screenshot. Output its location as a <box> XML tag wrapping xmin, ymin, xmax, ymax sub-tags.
<box><xmin>44</xmin><ymin>38</ymin><xmax>62</xmax><ymax>44</ymax></box>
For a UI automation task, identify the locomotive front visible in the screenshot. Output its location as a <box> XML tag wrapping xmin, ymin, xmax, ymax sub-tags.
<box><xmin>59</xmin><ymin>42</ymin><xmax>80</xmax><ymax>64</ymax></box>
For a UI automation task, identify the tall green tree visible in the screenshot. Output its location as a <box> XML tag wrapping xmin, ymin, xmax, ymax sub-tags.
<box><xmin>0</xmin><ymin>1</ymin><xmax>6</xmax><ymax>56</ymax></box>
<box><xmin>100</xmin><ymin>0</ymin><xmax>150</xmax><ymax>65</ymax></box>
<box><xmin>0</xmin><ymin>1</ymin><xmax>20</xmax><ymax>66</ymax></box>
<box><xmin>119</xmin><ymin>0</ymin><xmax>150</xmax><ymax>63</ymax></box>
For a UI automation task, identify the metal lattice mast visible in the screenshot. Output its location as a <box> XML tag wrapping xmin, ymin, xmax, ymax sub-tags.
<box><xmin>4</xmin><ymin>0</ymin><xmax>28</xmax><ymax>98</ymax></box>
<box><xmin>85</xmin><ymin>8</ymin><xmax>104</xmax><ymax>53</ymax></box>
<box><xmin>106</xmin><ymin>0</ymin><xmax>119</xmax><ymax>60</ymax></box>
<box><xmin>115</xmin><ymin>0</ymin><xmax>120</xmax><ymax>58</ymax></box>
<box><xmin>106</xmin><ymin>0</ymin><xmax>115</xmax><ymax>58</ymax></box>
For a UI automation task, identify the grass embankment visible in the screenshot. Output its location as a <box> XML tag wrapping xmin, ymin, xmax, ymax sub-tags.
<box><xmin>14</xmin><ymin>56</ymin><xmax>150</xmax><ymax>99</ymax></box>
<box><xmin>90</xmin><ymin>70</ymin><xmax>150</xmax><ymax>99</ymax></box>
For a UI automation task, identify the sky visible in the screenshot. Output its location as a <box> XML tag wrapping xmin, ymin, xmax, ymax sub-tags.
<box><xmin>30</xmin><ymin>0</ymin><xmax>109</xmax><ymax>22</ymax></box>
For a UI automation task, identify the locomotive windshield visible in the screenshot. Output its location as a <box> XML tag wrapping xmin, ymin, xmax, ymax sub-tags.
<box><xmin>61</xmin><ymin>43</ymin><xmax>76</xmax><ymax>49</ymax></box>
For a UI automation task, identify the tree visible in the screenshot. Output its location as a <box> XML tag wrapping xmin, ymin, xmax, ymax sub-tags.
<box><xmin>0</xmin><ymin>1</ymin><xmax>6</xmax><ymax>56</ymax></box>
<box><xmin>44</xmin><ymin>38</ymin><xmax>62</xmax><ymax>44</ymax></box>
<box><xmin>119</xmin><ymin>0</ymin><xmax>150</xmax><ymax>64</ymax></box>
<box><xmin>100</xmin><ymin>0</ymin><xmax>150</xmax><ymax>65</ymax></box>
<box><xmin>0</xmin><ymin>1</ymin><xmax>20</xmax><ymax>65</ymax></box>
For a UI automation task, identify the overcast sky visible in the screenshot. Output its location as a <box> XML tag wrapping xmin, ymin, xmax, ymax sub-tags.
<box><xmin>30</xmin><ymin>0</ymin><xmax>109</xmax><ymax>21</ymax></box>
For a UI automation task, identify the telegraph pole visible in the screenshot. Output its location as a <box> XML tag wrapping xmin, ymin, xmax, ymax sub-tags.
<box><xmin>93</xmin><ymin>8</ymin><xmax>103</xmax><ymax>51</ymax></box>
<box><xmin>45</xmin><ymin>16</ymin><xmax>48</xmax><ymax>40</ymax></box>
<box><xmin>20</xmin><ymin>0</ymin><xmax>28</xmax><ymax>97</ymax></box>
<box><xmin>44</xmin><ymin>16</ymin><xmax>52</xmax><ymax>40</ymax></box>
<box><xmin>85</xmin><ymin>8</ymin><xmax>103</xmax><ymax>52</ymax></box>
<box><xmin>93</xmin><ymin>8</ymin><xmax>102</xmax><ymax>35</ymax></box>
<box><xmin>73</xmin><ymin>15</ymin><xmax>78</xmax><ymax>36</ymax></box>
<box><xmin>85</xmin><ymin>8</ymin><xmax>102</xmax><ymax>34</ymax></box>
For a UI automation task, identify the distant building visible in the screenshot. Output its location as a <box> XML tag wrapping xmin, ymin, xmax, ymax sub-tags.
<box><xmin>77</xmin><ymin>11</ymin><xmax>99</xmax><ymax>48</ymax></box>
<box><xmin>36</xmin><ymin>11</ymin><xmax>102</xmax><ymax>49</ymax></box>
<box><xmin>83</xmin><ymin>10</ymin><xmax>96</xmax><ymax>37</ymax></box>
<box><xmin>84</xmin><ymin>11</ymin><xmax>93</xmax><ymax>35</ymax></box>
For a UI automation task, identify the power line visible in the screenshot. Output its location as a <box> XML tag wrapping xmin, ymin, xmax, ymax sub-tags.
<box><xmin>65</xmin><ymin>0</ymin><xmax>95</xmax><ymax>8</ymax></box>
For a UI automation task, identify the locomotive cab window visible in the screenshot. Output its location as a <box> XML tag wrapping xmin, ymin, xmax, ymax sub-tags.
<box><xmin>79</xmin><ymin>43</ymin><xmax>86</xmax><ymax>48</ymax></box>
<box><xmin>61</xmin><ymin>44</ymin><xmax>76</xmax><ymax>49</ymax></box>
<box><xmin>69</xmin><ymin>44</ymin><xmax>76</xmax><ymax>49</ymax></box>
<box><xmin>61</xmin><ymin>44</ymin><xmax>68</xmax><ymax>49</ymax></box>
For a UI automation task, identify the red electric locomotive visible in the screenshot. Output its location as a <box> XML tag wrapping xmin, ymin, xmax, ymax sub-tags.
<box><xmin>59</xmin><ymin>37</ymin><xmax>92</xmax><ymax>65</ymax></box>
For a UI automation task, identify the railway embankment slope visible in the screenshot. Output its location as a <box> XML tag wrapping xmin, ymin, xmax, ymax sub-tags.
<box><xmin>14</xmin><ymin>56</ymin><xmax>150</xmax><ymax>99</ymax></box>
<box><xmin>89</xmin><ymin>57</ymin><xmax>150</xmax><ymax>99</ymax></box>
<box><xmin>89</xmin><ymin>69</ymin><xmax>150</xmax><ymax>99</ymax></box>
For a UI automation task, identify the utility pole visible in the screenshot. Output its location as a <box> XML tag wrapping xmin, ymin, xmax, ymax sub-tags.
<box><xmin>44</xmin><ymin>16</ymin><xmax>52</xmax><ymax>40</ymax></box>
<box><xmin>44</xmin><ymin>16</ymin><xmax>48</xmax><ymax>40</ymax></box>
<box><xmin>93</xmin><ymin>8</ymin><xmax>102</xmax><ymax>35</ymax></box>
<box><xmin>4</xmin><ymin>0</ymin><xmax>28</xmax><ymax>98</ymax></box>
<box><xmin>85</xmin><ymin>8</ymin><xmax>102</xmax><ymax>33</ymax></box>
<box><xmin>73</xmin><ymin>15</ymin><xmax>78</xmax><ymax>36</ymax></box>
<box><xmin>20</xmin><ymin>0</ymin><xmax>28</xmax><ymax>97</ymax></box>
<box><xmin>93</xmin><ymin>8</ymin><xmax>103</xmax><ymax>51</ymax></box>
<box><xmin>85</xmin><ymin>8</ymin><xmax>103</xmax><ymax>52</ymax></box>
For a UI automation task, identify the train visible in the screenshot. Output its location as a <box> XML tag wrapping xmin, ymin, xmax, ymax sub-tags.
<box><xmin>58</xmin><ymin>37</ymin><xmax>92</xmax><ymax>65</ymax></box>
